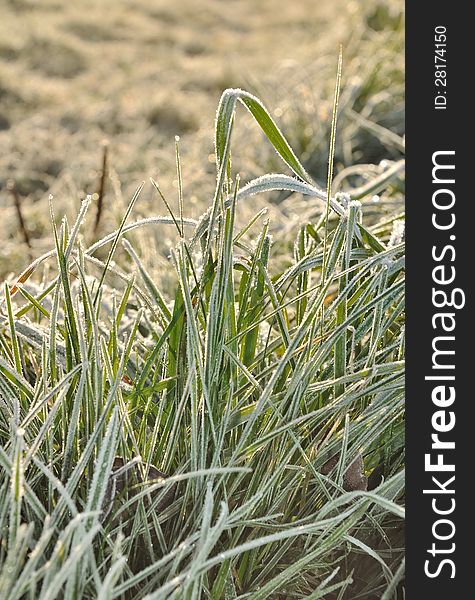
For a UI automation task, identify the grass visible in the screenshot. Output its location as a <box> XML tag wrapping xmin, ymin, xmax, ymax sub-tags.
<box><xmin>1</xmin><ymin>1</ymin><xmax>404</xmax><ymax>597</ymax></box>
<box><xmin>0</xmin><ymin>70</ymin><xmax>405</xmax><ymax>598</ymax></box>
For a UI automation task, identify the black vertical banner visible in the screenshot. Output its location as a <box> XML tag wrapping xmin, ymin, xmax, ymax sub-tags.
<box><xmin>406</xmin><ymin>2</ymin><xmax>473</xmax><ymax>597</ymax></box>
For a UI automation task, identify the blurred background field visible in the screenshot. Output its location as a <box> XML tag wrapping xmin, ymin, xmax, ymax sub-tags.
<box><xmin>0</xmin><ymin>0</ymin><xmax>403</xmax><ymax>281</ymax></box>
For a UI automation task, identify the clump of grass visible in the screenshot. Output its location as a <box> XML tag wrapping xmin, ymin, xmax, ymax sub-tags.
<box><xmin>0</xmin><ymin>83</ymin><xmax>404</xmax><ymax>598</ymax></box>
